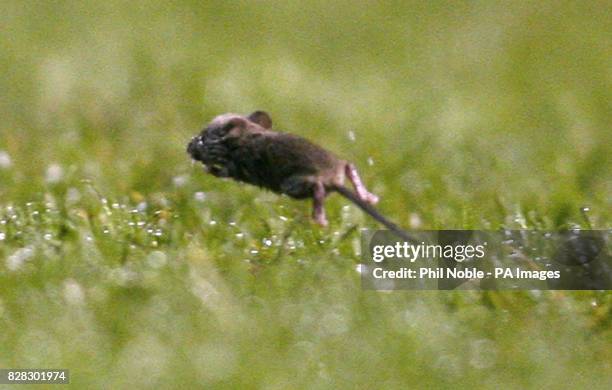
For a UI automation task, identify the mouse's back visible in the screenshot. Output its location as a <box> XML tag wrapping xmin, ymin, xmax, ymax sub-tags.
<box><xmin>227</xmin><ymin>131</ymin><xmax>343</xmax><ymax>193</ymax></box>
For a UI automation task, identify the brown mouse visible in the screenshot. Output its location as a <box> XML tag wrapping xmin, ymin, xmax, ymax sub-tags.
<box><xmin>187</xmin><ymin>111</ymin><xmax>411</xmax><ymax>240</ymax></box>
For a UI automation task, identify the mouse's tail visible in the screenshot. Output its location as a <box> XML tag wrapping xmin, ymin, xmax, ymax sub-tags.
<box><xmin>332</xmin><ymin>185</ymin><xmax>414</xmax><ymax>242</ymax></box>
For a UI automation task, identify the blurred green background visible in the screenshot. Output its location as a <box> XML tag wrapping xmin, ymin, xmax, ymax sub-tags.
<box><xmin>0</xmin><ymin>1</ymin><xmax>610</xmax><ymax>388</ymax></box>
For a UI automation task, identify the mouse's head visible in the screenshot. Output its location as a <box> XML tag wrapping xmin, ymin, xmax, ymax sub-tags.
<box><xmin>187</xmin><ymin>111</ymin><xmax>273</xmax><ymax>162</ymax></box>
<box><xmin>203</xmin><ymin>111</ymin><xmax>272</xmax><ymax>138</ymax></box>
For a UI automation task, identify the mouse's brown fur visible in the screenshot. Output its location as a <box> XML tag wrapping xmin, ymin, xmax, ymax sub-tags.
<box><xmin>187</xmin><ymin>111</ymin><xmax>410</xmax><ymax>240</ymax></box>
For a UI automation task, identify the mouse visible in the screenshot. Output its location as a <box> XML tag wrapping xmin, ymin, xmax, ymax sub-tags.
<box><xmin>187</xmin><ymin>111</ymin><xmax>412</xmax><ymax>241</ymax></box>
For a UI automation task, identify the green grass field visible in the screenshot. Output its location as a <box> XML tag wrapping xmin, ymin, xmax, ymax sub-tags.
<box><xmin>0</xmin><ymin>1</ymin><xmax>610</xmax><ymax>388</ymax></box>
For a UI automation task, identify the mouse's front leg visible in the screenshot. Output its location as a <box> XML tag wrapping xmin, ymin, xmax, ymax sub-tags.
<box><xmin>312</xmin><ymin>181</ymin><xmax>328</xmax><ymax>226</ymax></box>
<box><xmin>345</xmin><ymin>163</ymin><xmax>379</xmax><ymax>204</ymax></box>
<box><xmin>206</xmin><ymin>163</ymin><xmax>231</xmax><ymax>178</ymax></box>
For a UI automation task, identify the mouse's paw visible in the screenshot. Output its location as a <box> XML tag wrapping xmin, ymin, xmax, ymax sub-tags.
<box><xmin>365</xmin><ymin>192</ymin><xmax>379</xmax><ymax>205</ymax></box>
<box><xmin>314</xmin><ymin>215</ymin><xmax>329</xmax><ymax>227</ymax></box>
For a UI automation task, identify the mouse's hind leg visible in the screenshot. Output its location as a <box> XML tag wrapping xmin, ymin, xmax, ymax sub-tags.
<box><xmin>312</xmin><ymin>181</ymin><xmax>328</xmax><ymax>226</ymax></box>
<box><xmin>280</xmin><ymin>176</ymin><xmax>328</xmax><ymax>226</ymax></box>
<box><xmin>345</xmin><ymin>163</ymin><xmax>379</xmax><ymax>204</ymax></box>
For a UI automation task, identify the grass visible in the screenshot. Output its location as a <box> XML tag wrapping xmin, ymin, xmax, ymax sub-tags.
<box><xmin>0</xmin><ymin>1</ymin><xmax>610</xmax><ymax>388</ymax></box>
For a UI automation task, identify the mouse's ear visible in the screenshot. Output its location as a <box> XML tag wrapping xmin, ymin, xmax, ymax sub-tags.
<box><xmin>248</xmin><ymin>111</ymin><xmax>273</xmax><ymax>129</ymax></box>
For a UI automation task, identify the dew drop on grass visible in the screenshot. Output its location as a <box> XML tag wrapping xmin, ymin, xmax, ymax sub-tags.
<box><xmin>529</xmin><ymin>290</ymin><xmax>541</xmax><ymax>299</ymax></box>
<box><xmin>580</xmin><ymin>206</ymin><xmax>591</xmax><ymax>213</ymax></box>
<box><xmin>63</xmin><ymin>279</ymin><xmax>85</xmax><ymax>305</ymax></box>
<box><xmin>110</xmin><ymin>267</ymin><xmax>136</xmax><ymax>286</ymax></box>
<box><xmin>352</xmin><ymin>238</ymin><xmax>361</xmax><ymax>256</ymax></box>
<box><xmin>43</xmin><ymin>233</ymin><xmax>52</xmax><ymax>241</ymax></box>
<box><xmin>173</xmin><ymin>175</ymin><xmax>188</xmax><ymax>187</ymax></box>
<box><xmin>0</xmin><ymin>232</ymin><xmax>5</xmax><ymax>240</ymax></box>
<box><xmin>367</xmin><ymin>157</ymin><xmax>374</xmax><ymax>166</ymax></box>
<box><xmin>263</xmin><ymin>238</ymin><xmax>272</xmax><ymax>247</ymax></box>
<box><xmin>409</xmin><ymin>213</ymin><xmax>422</xmax><ymax>229</ymax></box>
<box><xmin>194</xmin><ymin>192</ymin><xmax>207</xmax><ymax>202</ymax></box>
<box><xmin>45</xmin><ymin>164</ymin><xmax>64</xmax><ymax>183</ymax></box>
<box><xmin>147</xmin><ymin>251</ymin><xmax>167</xmax><ymax>269</ymax></box>
<box><xmin>287</xmin><ymin>238</ymin><xmax>296</xmax><ymax>250</ymax></box>
<box><xmin>6</xmin><ymin>247</ymin><xmax>34</xmax><ymax>271</ymax></box>
<box><xmin>235</xmin><ymin>232</ymin><xmax>244</xmax><ymax>239</ymax></box>
<box><xmin>347</xmin><ymin>130</ymin><xmax>356</xmax><ymax>142</ymax></box>
<box><xmin>66</xmin><ymin>187</ymin><xmax>81</xmax><ymax>204</ymax></box>
<box><xmin>0</xmin><ymin>150</ymin><xmax>11</xmax><ymax>168</ymax></box>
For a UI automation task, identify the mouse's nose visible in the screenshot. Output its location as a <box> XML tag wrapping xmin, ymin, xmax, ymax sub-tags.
<box><xmin>187</xmin><ymin>136</ymin><xmax>202</xmax><ymax>160</ymax></box>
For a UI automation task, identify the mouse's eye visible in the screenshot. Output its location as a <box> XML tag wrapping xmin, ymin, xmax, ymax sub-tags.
<box><xmin>222</xmin><ymin>122</ymin><xmax>235</xmax><ymax>131</ymax></box>
<box><xmin>206</xmin><ymin>125</ymin><xmax>230</xmax><ymax>138</ymax></box>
